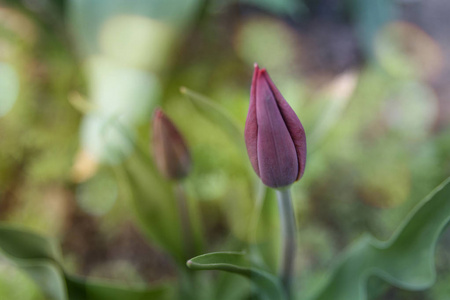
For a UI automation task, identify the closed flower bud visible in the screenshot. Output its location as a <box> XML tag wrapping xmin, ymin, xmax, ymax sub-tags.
<box><xmin>152</xmin><ymin>108</ymin><xmax>191</xmax><ymax>180</ymax></box>
<box><xmin>244</xmin><ymin>64</ymin><xmax>306</xmax><ymax>188</ymax></box>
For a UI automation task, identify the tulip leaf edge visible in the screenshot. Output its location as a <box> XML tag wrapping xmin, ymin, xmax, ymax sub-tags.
<box><xmin>187</xmin><ymin>251</ymin><xmax>287</xmax><ymax>300</ymax></box>
<box><xmin>306</xmin><ymin>176</ymin><xmax>450</xmax><ymax>300</ymax></box>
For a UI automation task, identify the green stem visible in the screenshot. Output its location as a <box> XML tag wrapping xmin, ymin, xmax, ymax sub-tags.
<box><xmin>248</xmin><ymin>181</ymin><xmax>267</xmax><ymax>244</ymax></box>
<box><xmin>174</xmin><ymin>182</ymin><xmax>195</xmax><ymax>259</ymax></box>
<box><xmin>276</xmin><ymin>187</ymin><xmax>297</xmax><ymax>298</ymax></box>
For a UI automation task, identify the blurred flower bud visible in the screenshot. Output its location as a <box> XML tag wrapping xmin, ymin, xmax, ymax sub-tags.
<box><xmin>245</xmin><ymin>64</ymin><xmax>306</xmax><ymax>188</ymax></box>
<box><xmin>152</xmin><ymin>108</ymin><xmax>191</xmax><ymax>180</ymax></box>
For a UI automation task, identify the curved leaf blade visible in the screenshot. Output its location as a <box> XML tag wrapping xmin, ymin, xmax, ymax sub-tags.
<box><xmin>187</xmin><ymin>251</ymin><xmax>286</xmax><ymax>300</ymax></box>
<box><xmin>0</xmin><ymin>225</ymin><xmax>174</xmax><ymax>300</ymax></box>
<box><xmin>309</xmin><ymin>177</ymin><xmax>450</xmax><ymax>300</ymax></box>
<box><xmin>0</xmin><ymin>226</ymin><xmax>60</xmax><ymax>262</ymax></box>
<box><xmin>0</xmin><ymin>226</ymin><xmax>67</xmax><ymax>300</ymax></box>
<box><xmin>17</xmin><ymin>261</ymin><xmax>67</xmax><ymax>300</ymax></box>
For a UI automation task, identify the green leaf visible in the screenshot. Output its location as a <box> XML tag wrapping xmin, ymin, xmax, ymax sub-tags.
<box><xmin>211</xmin><ymin>272</ymin><xmax>252</xmax><ymax>300</ymax></box>
<box><xmin>249</xmin><ymin>187</ymin><xmax>281</xmax><ymax>274</ymax></box>
<box><xmin>187</xmin><ymin>251</ymin><xmax>286</xmax><ymax>300</ymax></box>
<box><xmin>180</xmin><ymin>87</ymin><xmax>245</xmax><ymax>154</ymax></box>
<box><xmin>65</xmin><ymin>274</ymin><xmax>173</xmax><ymax>300</ymax></box>
<box><xmin>308</xmin><ymin>71</ymin><xmax>359</xmax><ymax>150</ymax></box>
<box><xmin>0</xmin><ymin>225</ymin><xmax>174</xmax><ymax>300</ymax></box>
<box><xmin>180</xmin><ymin>86</ymin><xmax>257</xmax><ymax>188</ymax></box>
<box><xmin>117</xmin><ymin>144</ymin><xmax>188</xmax><ymax>264</ymax></box>
<box><xmin>18</xmin><ymin>261</ymin><xmax>67</xmax><ymax>300</ymax></box>
<box><xmin>308</xmin><ymin>177</ymin><xmax>450</xmax><ymax>300</ymax></box>
<box><xmin>0</xmin><ymin>226</ymin><xmax>67</xmax><ymax>300</ymax></box>
<box><xmin>108</xmin><ymin>118</ymin><xmax>203</xmax><ymax>264</ymax></box>
<box><xmin>0</xmin><ymin>226</ymin><xmax>61</xmax><ymax>262</ymax></box>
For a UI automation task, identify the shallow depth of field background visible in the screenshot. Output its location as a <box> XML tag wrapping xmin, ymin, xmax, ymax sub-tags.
<box><xmin>0</xmin><ymin>0</ymin><xmax>450</xmax><ymax>299</ymax></box>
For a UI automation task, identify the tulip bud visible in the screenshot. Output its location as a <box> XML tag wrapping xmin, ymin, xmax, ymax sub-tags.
<box><xmin>152</xmin><ymin>108</ymin><xmax>191</xmax><ymax>180</ymax></box>
<box><xmin>244</xmin><ymin>64</ymin><xmax>306</xmax><ymax>188</ymax></box>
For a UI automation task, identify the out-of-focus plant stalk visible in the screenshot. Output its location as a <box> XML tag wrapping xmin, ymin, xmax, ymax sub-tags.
<box><xmin>152</xmin><ymin>108</ymin><xmax>198</xmax><ymax>260</ymax></box>
<box><xmin>174</xmin><ymin>182</ymin><xmax>195</xmax><ymax>259</ymax></box>
<box><xmin>276</xmin><ymin>187</ymin><xmax>296</xmax><ymax>298</ymax></box>
<box><xmin>152</xmin><ymin>108</ymin><xmax>200</xmax><ymax>298</ymax></box>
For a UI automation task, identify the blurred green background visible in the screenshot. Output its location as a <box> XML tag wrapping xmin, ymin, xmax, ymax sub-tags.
<box><xmin>0</xmin><ymin>0</ymin><xmax>449</xmax><ymax>299</ymax></box>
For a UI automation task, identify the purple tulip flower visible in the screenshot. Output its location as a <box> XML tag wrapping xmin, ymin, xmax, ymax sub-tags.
<box><xmin>245</xmin><ymin>64</ymin><xmax>307</xmax><ymax>188</ymax></box>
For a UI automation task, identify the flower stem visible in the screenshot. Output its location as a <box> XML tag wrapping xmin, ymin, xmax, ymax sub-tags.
<box><xmin>174</xmin><ymin>182</ymin><xmax>195</xmax><ymax>259</ymax></box>
<box><xmin>276</xmin><ymin>187</ymin><xmax>297</xmax><ymax>298</ymax></box>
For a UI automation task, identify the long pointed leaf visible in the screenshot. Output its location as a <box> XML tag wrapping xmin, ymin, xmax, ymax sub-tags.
<box><xmin>309</xmin><ymin>177</ymin><xmax>450</xmax><ymax>300</ymax></box>
<box><xmin>187</xmin><ymin>251</ymin><xmax>286</xmax><ymax>300</ymax></box>
<box><xmin>180</xmin><ymin>87</ymin><xmax>245</xmax><ymax>153</ymax></box>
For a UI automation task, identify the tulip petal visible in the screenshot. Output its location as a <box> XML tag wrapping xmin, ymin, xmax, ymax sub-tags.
<box><xmin>261</xmin><ymin>71</ymin><xmax>307</xmax><ymax>180</ymax></box>
<box><xmin>256</xmin><ymin>69</ymin><xmax>298</xmax><ymax>188</ymax></box>
<box><xmin>244</xmin><ymin>64</ymin><xmax>260</xmax><ymax>177</ymax></box>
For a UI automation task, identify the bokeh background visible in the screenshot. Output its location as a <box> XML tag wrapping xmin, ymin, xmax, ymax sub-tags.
<box><xmin>0</xmin><ymin>0</ymin><xmax>450</xmax><ymax>299</ymax></box>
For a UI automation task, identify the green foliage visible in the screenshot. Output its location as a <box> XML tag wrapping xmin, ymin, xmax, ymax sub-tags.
<box><xmin>0</xmin><ymin>225</ymin><xmax>173</xmax><ymax>300</ymax></box>
<box><xmin>117</xmin><ymin>148</ymin><xmax>185</xmax><ymax>263</ymax></box>
<box><xmin>181</xmin><ymin>87</ymin><xmax>245</xmax><ymax>154</ymax></box>
<box><xmin>1</xmin><ymin>1</ymin><xmax>449</xmax><ymax>300</ymax></box>
<box><xmin>116</xmin><ymin>140</ymin><xmax>204</xmax><ymax>265</ymax></box>
<box><xmin>186</xmin><ymin>178</ymin><xmax>450</xmax><ymax>300</ymax></box>
<box><xmin>65</xmin><ymin>275</ymin><xmax>171</xmax><ymax>300</ymax></box>
<box><xmin>307</xmin><ymin>177</ymin><xmax>450</xmax><ymax>299</ymax></box>
<box><xmin>187</xmin><ymin>251</ymin><xmax>286</xmax><ymax>300</ymax></box>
